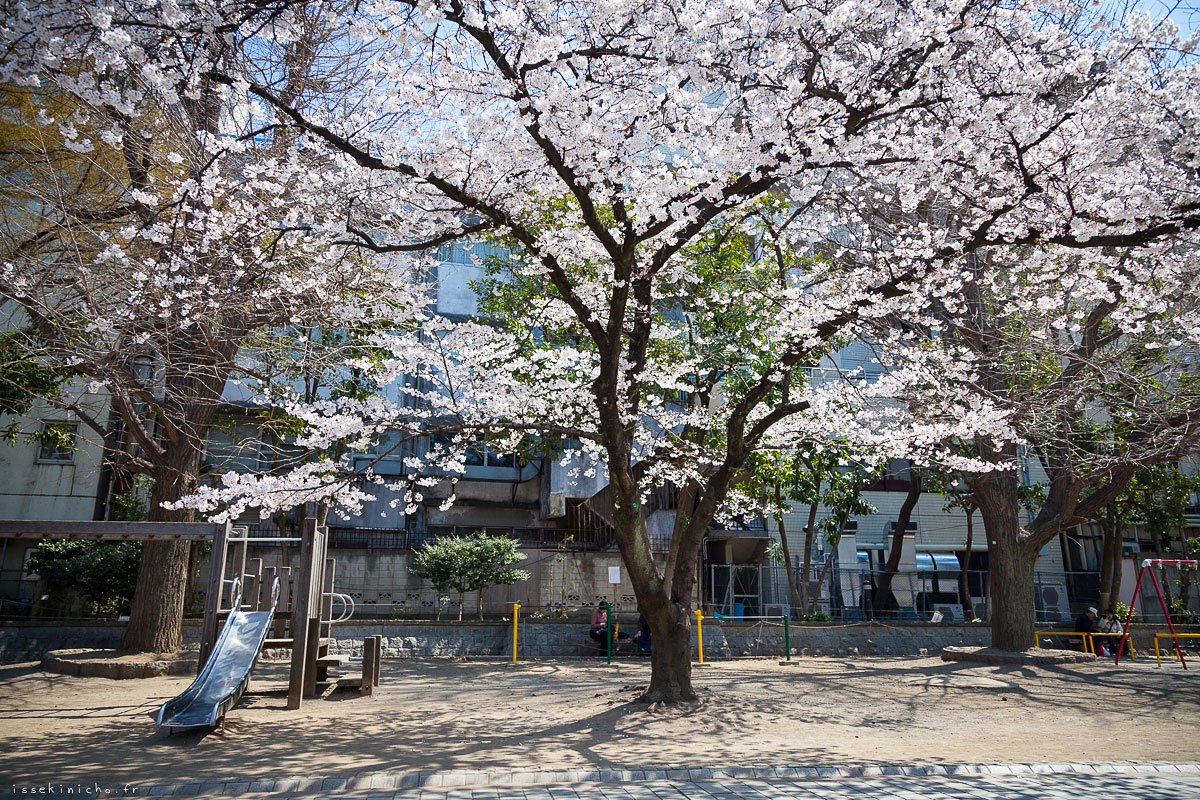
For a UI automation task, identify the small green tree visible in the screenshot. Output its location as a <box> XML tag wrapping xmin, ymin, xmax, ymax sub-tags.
<box><xmin>737</xmin><ymin>443</ymin><xmax>877</xmax><ymax>616</ymax></box>
<box><xmin>467</xmin><ymin>533</ymin><xmax>530</xmax><ymax>620</ymax></box>
<box><xmin>411</xmin><ymin>536</ymin><xmax>474</xmax><ymax>621</ymax></box>
<box><xmin>411</xmin><ymin>533</ymin><xmax>530</xmax><ymax>621</ymax></box>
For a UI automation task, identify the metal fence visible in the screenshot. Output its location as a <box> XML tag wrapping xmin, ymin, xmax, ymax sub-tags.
<box><xmin>706</xmin><ymin>563</ymin><xmax>993</xmax><ymax>622</ymax></box>
<box><xmin>704</xmin><ymin>562</ymin><xmax>1200</xmax><ymax>623</ymax></box>
<box><xmin>0</xmin><ymin>568</ymin><xmax>35</xmax><ymax>617</ymax></box>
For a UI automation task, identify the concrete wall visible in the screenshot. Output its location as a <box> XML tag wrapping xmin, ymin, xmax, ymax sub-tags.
<box><xmin>245</xmin><ymin>546</ymin><xmax>650</xmax><ymax>616</ymax></box>
<box><xmin>8</xmin><ymin>617</ymin><xmax>1199</xmax><ymax>664</ymax></box>
<box><xmin>0</xmin><ymin>395</ymin><xmax>108</xmax><ymax>522</ymax></box>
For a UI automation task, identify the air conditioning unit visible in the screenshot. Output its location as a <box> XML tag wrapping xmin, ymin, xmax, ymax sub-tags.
<box><xmin>1036</xmin><ymin>582</ymin><xmax>1071</xmax><ymax>622</ymax></box>
<box><xmin>763</xmin><ymin>604</ymin><xmax>789</xmax><ymax>618</ymax></box>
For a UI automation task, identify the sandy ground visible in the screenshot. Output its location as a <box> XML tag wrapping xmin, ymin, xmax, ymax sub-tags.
<box><xmin>0</xmin><ymin>655</ymin><xmax>1197</xmax><ymax>788</ymax></box>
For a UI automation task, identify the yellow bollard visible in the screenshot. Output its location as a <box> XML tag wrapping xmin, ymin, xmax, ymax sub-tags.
<box><xmin>695</xmin><ymin>609</ymin><xmax>704</xmax><ymax>664</ymax></box>
<box><xmin>512</xmin><ymin>603</ymin><xmax>520</xmax><ymax>664</ymax></box>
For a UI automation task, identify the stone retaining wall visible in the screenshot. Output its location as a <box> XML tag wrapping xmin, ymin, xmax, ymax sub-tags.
<box><xmin>5</xmin><ymin>618</ymin><xmax>1195</xmax><ymax>663</ymax></box>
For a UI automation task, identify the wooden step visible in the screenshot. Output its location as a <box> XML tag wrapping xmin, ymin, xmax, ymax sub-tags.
<box><xmin>316</xmin><ymin>654</ymin><xmax>350</xmax><ymax>666</ymax></box>
<box><xmin>335</xmin><ymin>676</ymin><xmax>363</xmax><ymax>689</ymax></box>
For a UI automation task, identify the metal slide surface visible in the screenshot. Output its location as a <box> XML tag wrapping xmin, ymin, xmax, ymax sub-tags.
<box><xmin>157</xmin><ymin>579</ymin><xmax>279</xmax><ymax>730</ymax></box>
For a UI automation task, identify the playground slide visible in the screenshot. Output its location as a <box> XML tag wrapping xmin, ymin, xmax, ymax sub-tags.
<box><xmin>157</xmin><ymin>578</ymin><xmax>279</xmax><ymax>731</ymax></box>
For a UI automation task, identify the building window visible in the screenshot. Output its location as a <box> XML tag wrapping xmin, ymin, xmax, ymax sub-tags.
<box><xmin>36</xmin><ymin>422</ymin><xmax>78</xmax><ymax>463</ymax></box>
<box><xmin>428</xmin><ymin>434</ymin><xmax>519</xmax><ymax>470</ymax></box>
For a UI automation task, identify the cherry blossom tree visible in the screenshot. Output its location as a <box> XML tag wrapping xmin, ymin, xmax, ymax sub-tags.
<box><xmin>6</xmin><ymin>0</ymin><xmax>1200</xmax><ymax>693</ymax></box>
<box><xmin>873</xmin><ymin>243</ymin><xmax>1200</xmax><ymax>649</ymax></box>
<box><xmin>0</xmin><ymin>3</ymin><xmax>428</xmax><ymax>652</ymax></box>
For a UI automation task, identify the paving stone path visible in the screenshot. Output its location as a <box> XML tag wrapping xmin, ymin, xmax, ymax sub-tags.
<box><xmin>7</xmin><ymin>764</ymin><xmax>1198</xmax><ymax>800</ymax></box>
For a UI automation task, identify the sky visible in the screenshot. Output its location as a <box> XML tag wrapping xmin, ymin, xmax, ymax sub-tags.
<box><xmin>1130</xmin><ymin>0</ymin><xmax>1199</xmax><ymax>36</ymax></box>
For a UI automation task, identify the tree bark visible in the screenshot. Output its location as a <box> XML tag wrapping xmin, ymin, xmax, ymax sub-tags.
<box><xmin>799</xmin><ymin>498</ymin><xmax>819</xmax><ymax>614</ymax></box>
<box><xmin>774</xmin><ymin>483</ymin><xmax>802</xmax><ymax>613</ymax></box>
<box><xmin>873</xmin><ymin>467</ymin><xmax>922</xmax><ymax>616</ymax></box>
<box><xmin>975</xmin><ymin>472</ymin><xmax>1037</xmax><ymax>650</ymax></box>
<box><xmin>644</xmin><ymin>600</ymin><xmax>696</xmax><ymax>703</ymax></box>
<box><xmin>957</xmin><ymin>506</ymin><xmax>975</xmax><ymax>619</ymax></box>
<box><xmin>1109</xmin><ymin>527</ymin><xmax>1124</xmax><ymax>610</ymax></box>
<box><xmin>813</xmin><ymin>519</ymin><xmax>847</xmax><ymax>614</ymax></box>
<box><xmin>122</xmin><ymin>447</ymin><xmax>201</xmax><ymax>653</ymax></box>
<box><xmin>610</xmin><ymin>457</ymin><xmax>699</xmax><ymax>704</ymax></box>
<box><xmin>1150</xmin><ymin>529</ymin><xmax>1175</xmax><ymax>610</ymax></box>
<box><xmin>1098</xmin><ymin>511</ymin><xmax>1121</xmax><ymax>612</ymax></box>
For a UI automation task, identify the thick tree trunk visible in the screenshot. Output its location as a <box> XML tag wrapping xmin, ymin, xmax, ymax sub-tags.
<box><xmin>184</xmin><ymin>541</ymin><xmax>200</xmax><ymax>617</ymax></box>
<box><xmin>957</xmin><ymin>507</ymin><xmax>975</xmax><ymax>619</ymax></box>
<box><xmin>976</xmin><ymin>473</ymin><xmax>1037</xmax><ymax>650</ymax></box>
<box><xmin>608</xmin><ymin>459</ymin><xmax>698</xmax><ymax>704</ymax></box>
<box><xmin>873</xmin><ymin>467</ymin><xmax>922</xmax><ymax>616</ymax></box>
<box><xmin>643</xmin><ymin>599</ymin><xmax>697</xmax><ymax>704</ymax></box>
<box><xmin>122</xmin><ymin>451</ymin><xmax>200</xmax><ymax>653</ymax></box>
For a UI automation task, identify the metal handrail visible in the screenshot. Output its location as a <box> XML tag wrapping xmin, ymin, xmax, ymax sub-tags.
<box><xmin>327</xmin><ymin>592</ymin><xmax>355</xmax><ymax>624</ymax></box>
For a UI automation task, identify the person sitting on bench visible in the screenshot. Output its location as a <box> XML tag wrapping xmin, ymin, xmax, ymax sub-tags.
<box><xmin>1074</xmin><ymin>606</ymin><xmax>1100</xmax><ymax>652</ymax></box>
<box><xmin>589</xmin><ymin>603</ymin><xmax>628</xmax><ymax>646</ymax></box>
<box><xmin>1098</xmin><ymin>608</ymin><xmax>1128</xmax><ymax>656</ymax></box>
<box><xmin>633</xmin><ymin>613</ymin><xmax>652</xmax><ymax>654</ymax></box>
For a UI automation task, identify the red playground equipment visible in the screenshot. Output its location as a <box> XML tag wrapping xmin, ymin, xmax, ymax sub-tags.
<box><xmin>1115</xmin><ymin>558</ymin><xmax>1199</xmax><ymax>669</ymax></box>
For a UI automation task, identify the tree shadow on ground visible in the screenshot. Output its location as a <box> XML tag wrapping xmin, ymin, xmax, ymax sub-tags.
<box><xmin>1</xmin><ymin>656</ymin><xmax>1196</xmax><ymax>788</ymax></box>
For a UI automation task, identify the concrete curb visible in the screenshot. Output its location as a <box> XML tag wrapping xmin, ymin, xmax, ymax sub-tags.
<box><xmin>107</xmin><ymin>761</ymin><xmax>1200</xmax><ymax>797</ymax></box>
<box><xmin>41</xmin><ymin>649</ymin><xmax>196</xmax><ymax>679</ymax></box>
<box><xmin>941</xmin><ymin>646</ymin><xmax>1098</xmax><ymax>665</ymax></box>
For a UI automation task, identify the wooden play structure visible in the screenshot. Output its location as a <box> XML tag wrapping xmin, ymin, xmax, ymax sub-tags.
<box><xmin>0</xmin><ymin>517</ymin><xmax>381</xmax><ymax>725</ymax></box>
<box><xmin>198</xmin><ymin>517</ymin><xmax>371</xmax><ymax>707</ymax></box>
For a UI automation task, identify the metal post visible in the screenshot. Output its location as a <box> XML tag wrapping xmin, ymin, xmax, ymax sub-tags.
<box><xmin>783</xmin><ymin>614</ymin><xmax>790</xmax><ymax>660</ymax></box>
<box><xmin>695</xmin><ymin>609</ymin><xmax>704</xmax><ymax>663</ymax></box>
<box><xmin>604</xmin><ymin>602</ymin><xmax>613</xmax><ymax>665</ymax></box>
<box><xmin>1115</xmin><ymin>563</ymin><xmax>1148</xmax><ymax>666</ymax></box>
<box><xmin>512</xmin><ymin>603</ymin><xmax>520</xmax><ymax>664</ymax></box>
<box><xmin>1147</xmin><ymin>566</ymin><xmax>1187</xmax><ymax>670</ymax></box>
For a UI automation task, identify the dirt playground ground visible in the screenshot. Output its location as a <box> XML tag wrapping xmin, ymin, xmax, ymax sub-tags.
<box><xmin>0</xmin><ymin>655</ymin><xmax>1197</xmax><ymax>788</ymax></box>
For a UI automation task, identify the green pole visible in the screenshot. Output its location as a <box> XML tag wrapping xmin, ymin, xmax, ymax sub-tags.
<box><xmin>604</xmin><ymin>602</ymin><xmax>613</xmax><ymax>664</ymax></box>
<box><xmin>783</xmin><ymin>614</ymin><xmax>791</xmax><ymax>660</ymax></box>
